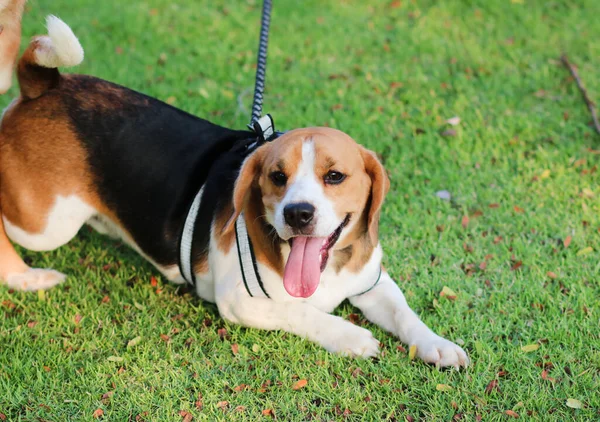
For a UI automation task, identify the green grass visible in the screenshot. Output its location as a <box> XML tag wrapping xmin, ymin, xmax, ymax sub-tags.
<box><xmin>2</xmin><ymin>0</ymin><xmax>600</xmax><ymax>420</ymax></box>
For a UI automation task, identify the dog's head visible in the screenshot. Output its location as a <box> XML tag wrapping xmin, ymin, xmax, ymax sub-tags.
<box><xmin>225</xmin><ymin>127</ymin><xmax>389</xmax><ymax>298</ymax></box>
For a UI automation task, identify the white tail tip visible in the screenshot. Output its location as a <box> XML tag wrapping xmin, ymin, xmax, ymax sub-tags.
<box><xmin>35</xmin><ymin>15</ymin><xmax>84</xmax><ymax>68</ymax></box>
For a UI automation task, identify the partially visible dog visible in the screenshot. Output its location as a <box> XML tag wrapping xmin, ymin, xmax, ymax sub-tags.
<box><xmin>0</xmin><ymin>13</ymin><xmax>468</xmax><ymax>367</ymax></box>
<box><xmin>0</xmin><ymin>0</ymin><xmax>26</xmax><ymax>93</ymax></box>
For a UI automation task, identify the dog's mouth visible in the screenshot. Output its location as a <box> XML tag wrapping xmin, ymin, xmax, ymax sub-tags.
<box><xmin>283</xmin><ymin>214</ymin><xmax>350</xmax><ymax>298</ymax></box>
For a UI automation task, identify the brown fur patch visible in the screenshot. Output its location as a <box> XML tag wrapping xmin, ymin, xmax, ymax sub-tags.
<box><xmin>0</xmin><ymin>93</ymin><xmax>107</xmax><ymax>233</ymax></box>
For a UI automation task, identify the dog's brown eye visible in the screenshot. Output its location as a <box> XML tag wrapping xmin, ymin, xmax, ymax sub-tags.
<box><xmin>324</xmin><ymin>171</ymin><xmax>346</xmax><ymax>185</ymax></box>
<box><xmin>270</xmin><ymin>171</ymin><xmax>287</xmax><ymax>187</ymax></box>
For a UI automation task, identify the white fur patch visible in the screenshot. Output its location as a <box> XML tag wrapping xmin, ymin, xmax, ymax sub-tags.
<box><xmin>5</xmin><ymin>268</ymin><xmax>66</xmax><ymax>291</ymax></box>
<box><xmin>273</xmin><ymin>140</ymin><xmax>340</xmax><ymax>239</ymax></box>
<box><xmin>86</xmin><ymin>214</ymin><xmax>183</xmax><ymax>283</ymax></box>
<box><xmin>3</xmin><ymin>195</ymin><xmax>95</xmax><ymax>251</ymax></box>
<box><xmin>34</xmin><ymin>16</ymin><xmax>83</xmax><ymax>68</ymax></box>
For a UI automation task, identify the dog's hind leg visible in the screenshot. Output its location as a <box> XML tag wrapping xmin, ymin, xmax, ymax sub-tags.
<box><xmin>0</xmin><ymin>211</ymin><xmax>67</xmax><ymax>292</ymax></box>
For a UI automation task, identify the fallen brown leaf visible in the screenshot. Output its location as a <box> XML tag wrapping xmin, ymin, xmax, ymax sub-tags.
<box><xmin>231</xmin><ymin>343</ymin><xmax>239</xmax><ymax>355</ymax></box>
<box><xmin>461</xmin><ymin>215</ymin><xmax>469</xmax><ymax>229</ymax></box>
<box><xmin>217</xmin><ymin>328</ymin><xmax>228</xmax><ymax>340</ymax></box>
<box><xmin>564</xmin><ymin>235</ymin><xmax>572</xmax><ymax>248</ymax></box>
<box><xmin>547</xmin><ymin>271</ymin><xmax>558</xmax><ymax>279</ymax></box>
<box><xmin>504</xmin><ymin>410</ymin><xmax>519</xmax><ymax>418</ymax></box>
<box><xmin>292</xmin><ymin>379</ymin><xmax>308</xmax><ymax>390</ymax></box>
<box><xmin>216</xmin><ymin>401</ymin><xmax>229</xmax><ymax>411</ymax></box>
<box><xmin>541</xmin><ymin>369</ymin><xmax>556</xmax><ymax>383</ymax></box>
<box><xmin>93</xmin><ymin>409</ymin><xmax>104</xmax><ymax>418</ymax></box>
<box><xmin>484</xmin><ymin>379</ymin><xmax>500</xmax><ymax>394</ymax></box>
<box><xmin>262</xmin><ymin>409</ymin><xmax>274</xmax><ymax>417</ymax></box>
<box><xmin>150</xmin><ymin>276</ymin><xmax>158</xmax><ymax>287</ymax></box>
<box><xmin>233</xmin><ymin>384</ymin><xmax>248</xmax><ymax>392</ymax></box>
<box><xmin>178</xmin><ymin>410</ymin><xmax>193</xmax><ymax>422</ymax></box>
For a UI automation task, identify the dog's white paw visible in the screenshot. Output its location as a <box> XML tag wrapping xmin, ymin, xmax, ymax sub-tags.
<box><xmin>5</xmin><ymin>268</ymin><xmax>66</xmax><ymax>291</ymax></box>
<box><xmin>322</xmin><ymin>323</ymin><xmax>380</xmax><ymax>358</ymax></box>
<box><xmin>412</xmin><ymin>334</ymin><xmax>469</xmax><ymax>369</ymax></box>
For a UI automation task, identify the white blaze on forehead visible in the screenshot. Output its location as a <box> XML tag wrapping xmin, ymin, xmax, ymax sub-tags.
<box><xmin>273</xmin><ymin>140</ymin><xmax>341</xmax><ymax>239</ymax></box>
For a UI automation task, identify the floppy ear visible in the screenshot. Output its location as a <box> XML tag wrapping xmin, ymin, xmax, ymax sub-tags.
<box><xmin>360</xmin><ymin>147</ymin><xmax>390</xmax><ymax>245</ymax></box>
<box><xmin>222</xmin><ymin>146</ymin><xmax>267</xmax><ymax>234</ymax></box>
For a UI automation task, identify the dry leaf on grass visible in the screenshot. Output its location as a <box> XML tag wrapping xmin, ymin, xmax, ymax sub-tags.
<box><xmin>292</xmin><ymin>379</ymin><xmax>308</xmax><ymax>390</ymax></box>
<box><xmin>127</xmin><ymin>336</ymin><xmax>142</xmax><ymax>348</ymax></box>
<box><xmin>179</xmin><ymin>410</ymin><xmax>193</xmax><ymax>422</ymax></box>
<box><xmin>93</xmin><ymin>409</ymin><xmax>104</xmax><ymax>418</ymax></box>
<box><xmin>566</xmin><ymin>398</ymin><xmax>583</xmax><ymax>409</ymax></box>
<box><xmin>504</xmin><ymin>410</ymin><xmax>519</xmax><ymax>418</ymax></box>
<box><xmin>484</xmin><ymin>379</ymin><xmax>500</xmax><ymax>394</ymax></box>
<box><xmin>521</xmin><ymin>344</ymin><xmax>539</xmax><ymax>353</ymax></box>
<box><xmin>436</xmin><ymin>384</ymin><xmax>453</xmax><ymax>392</ymax></box>
<box><xmin>461</xmin><ymin>215</ymin><xmax>469</xmax><ymax>229</ymax></box>
<box><xmin>231</xmin><ymin>343</ymin><xmax>239</xmax><ymax>355</ymax></box>
<box><xmin>577</xmin><ymin>247</ymin><xmax>593</xmax><ymax>256</ymax></box>
<box><xmin>440</xmin><ymin>286</ymin><xmax>457</xmax><ymax>300</ymax></box>
<box><xmin>564</xmin><ymin>235</ymin><xmax>572</xmax><ymax>248</ymax></box>
<box><xmin>409</xmin><ymin>345</ymin><xmax>417</xmax><ymax>360</ymax></box>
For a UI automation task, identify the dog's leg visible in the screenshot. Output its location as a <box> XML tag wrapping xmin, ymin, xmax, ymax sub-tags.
<box><xmin>0</xmin><ymin>195</ymin><xmax>96</xmax><ymax>291</ymax></box>
<box><xmin>0</xmin><ymin>211</ymin><xmax>66</xmax><ymax>292</ymax></box>
<box><xmin>350</xmin><ymin>271</ymin><xmax>469</xmax><ymax>368</ymax></box>
<box><xmin>216</xmin><ymin>285</ymin><xmax>380</xmax><ymax>358</ymax></box>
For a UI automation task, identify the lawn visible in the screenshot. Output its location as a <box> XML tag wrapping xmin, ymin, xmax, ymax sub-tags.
<box><xmin>1</xmin><ymin>0</ymin><xmax>600</xmax><ymax>420</ymax></box>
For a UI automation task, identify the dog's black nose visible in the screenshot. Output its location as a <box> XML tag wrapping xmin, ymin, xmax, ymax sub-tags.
<box><xmin>284</xmin><ymin>202</ymin><xmax>315</xmax><ymax>229</ymax></box>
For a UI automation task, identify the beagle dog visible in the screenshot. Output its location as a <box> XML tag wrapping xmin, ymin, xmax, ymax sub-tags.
<box><xmin>0</xmin><ymin>15</ymin><xmax>469</xmax><ymax>367</ymax></box>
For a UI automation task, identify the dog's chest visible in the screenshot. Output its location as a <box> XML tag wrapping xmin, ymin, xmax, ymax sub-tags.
<box><xmin>254</xmin><ymin>244</ymin><xmax>384</xmax><ymax>312</ymax></box>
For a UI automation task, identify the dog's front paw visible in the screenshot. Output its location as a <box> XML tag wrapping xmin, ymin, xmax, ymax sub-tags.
<box><xmin>412</xmin><ymin>335</ymin><xmax>469</xmax><ymax>369</ymax></box>
<box><xmin>322</xmin><ymin>323</ymin><xmax>380</xmax><ymax>358</ymax></box>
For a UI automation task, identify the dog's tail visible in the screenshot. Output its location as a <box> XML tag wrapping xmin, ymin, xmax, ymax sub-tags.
<box><xmin>0</xmin><ymin>0</ymin><xmax>27</xmax><ymax>94</ymax></box>
<box><xmin>17</xmin><ymin>15</ymin><xmax>84</xmax><ymax>99</ymax></box>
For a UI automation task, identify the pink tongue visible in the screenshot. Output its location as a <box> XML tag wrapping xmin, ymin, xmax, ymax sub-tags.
<box><xmin>283</xmin><ymin>236</ymin><xmax>326</xmax><ymax>298</ymax></box>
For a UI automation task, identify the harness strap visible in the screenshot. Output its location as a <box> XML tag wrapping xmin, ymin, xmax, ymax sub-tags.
<box><xmin>179</xmin><ymin>186</ymin><xmax>206</xmax><ymax>285</ymax></box>
<box><xmin>353</xmin><ymin>266</ymin><xmax>383</xmax><ymax>297</ymax></box>
<box><xmin>234</xmin><ymin>213</ymin><xmax>270</xmax><ymax>298</ymax></box>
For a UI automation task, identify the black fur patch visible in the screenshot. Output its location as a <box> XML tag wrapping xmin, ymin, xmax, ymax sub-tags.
<box><xmin>60</xmin><ymin>75</ymin><xmax>254</xmax><ymax>267</ymax></box>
